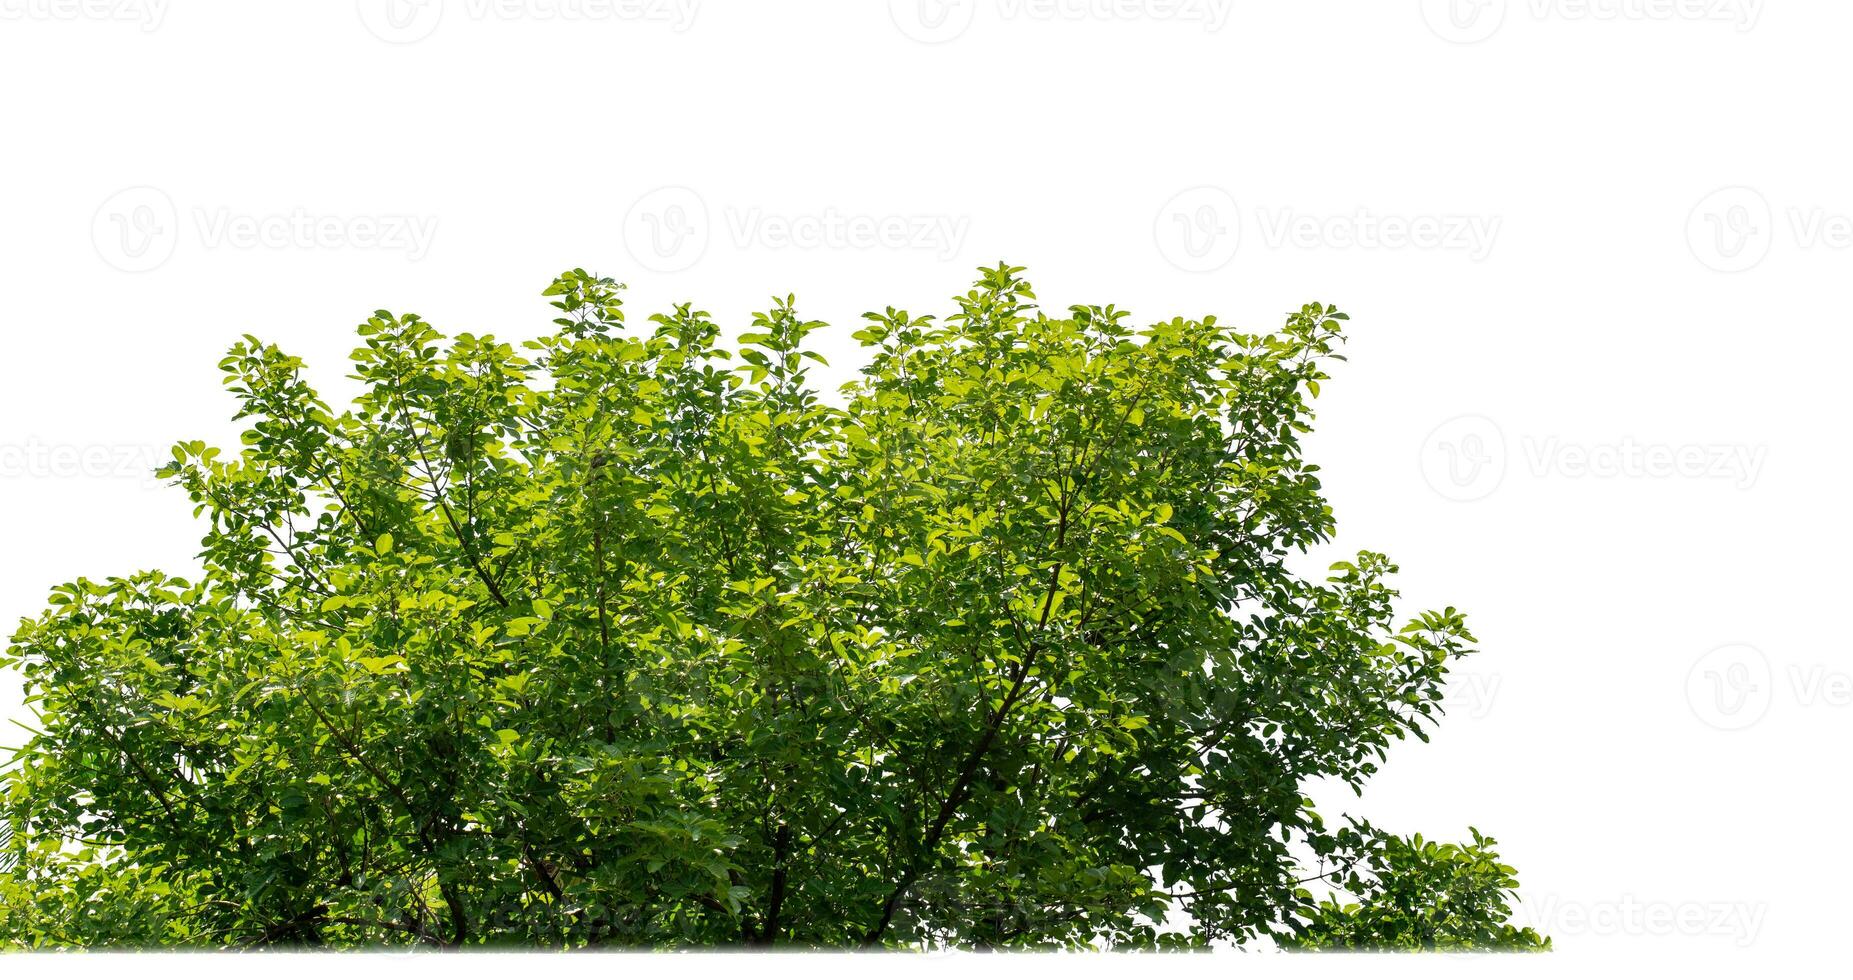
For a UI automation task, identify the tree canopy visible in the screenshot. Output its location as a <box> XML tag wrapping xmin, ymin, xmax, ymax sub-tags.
<box><xmin>0</xmin><ymin>265</ymin><xmax>1545</xmax><ymax>950</ymax></box>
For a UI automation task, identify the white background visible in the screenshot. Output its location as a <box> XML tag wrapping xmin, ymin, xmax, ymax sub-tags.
<box><xmin>0</xmin><ymin>0</ymin><xmax>1843</xmax><ymax>973</ymax></box>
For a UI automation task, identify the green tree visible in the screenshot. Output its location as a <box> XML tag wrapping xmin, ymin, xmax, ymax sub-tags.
<box><xmin>0</xmin><ymin>265</ymin><xmax>1544</xmax><ymax>950</ymax></box>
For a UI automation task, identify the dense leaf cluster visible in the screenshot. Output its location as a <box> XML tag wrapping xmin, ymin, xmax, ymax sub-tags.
<box><xmin>0</xmin><ymin>266</ymin><xmax>1543</xmax><ymax>949</ymax></box>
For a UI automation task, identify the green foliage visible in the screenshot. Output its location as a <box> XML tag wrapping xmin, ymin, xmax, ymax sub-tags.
<box><xmin>0</xmin><ymin>265</ymin><xmax>1540</xmax><ymax>949</ymax></box>
<box><xmin>1283</xmin><ymin>826</ymin><xmax>1549</xmax><ymax>951</ymax></box>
